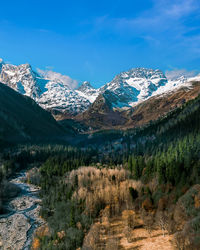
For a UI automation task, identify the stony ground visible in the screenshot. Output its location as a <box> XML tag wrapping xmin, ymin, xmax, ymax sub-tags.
<box><xmin>0</xmin><ymin>172</ymin><xmax>44</xmax><ymax>250</ymax></box>
<box><xmin>0</xmin><ymin>213</ymin><xmax>31</xmax><ymax>249</ymax></box>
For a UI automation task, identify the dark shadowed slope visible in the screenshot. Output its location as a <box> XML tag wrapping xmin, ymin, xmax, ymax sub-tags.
<box><xmin>0</xmin><ymin>83</ymin><xmax>73</xmax><ymax>146</ymax></box>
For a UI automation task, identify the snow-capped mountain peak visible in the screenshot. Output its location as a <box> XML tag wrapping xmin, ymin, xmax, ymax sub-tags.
<box><xmin>0</xmin><ymin>62</ymin><xmax>41</xmax><ymax>99</ymax></box>
<box><xmin>100</xmin><ymin>68</ymin><xmax>168</xmax><ymax>108</ymax></box>
<box><xmin>0</xmin><ymin>61</ymin><xmax>91</xmax><ymax>115</ymax></box>
<box><xmin>76</xmin><ymin>81</ymin><xmax>100</xmax><ymax>103</ymax></box>
<box><xmin>0</xmin><ymin>59</ymin><xmax>198</xmax><ymax>116</ymax></box>
<box><xmin>78</xmin><ymin>81</ymin><xmax>93</xmax><ymax>91</ymax></box>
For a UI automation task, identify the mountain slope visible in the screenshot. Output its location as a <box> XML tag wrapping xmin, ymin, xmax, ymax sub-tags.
<box><xmin>75</xmin><ymin>81</ymin><xmax>200</xmax><ymax>130</ymax></box>
<box><xmin>100</xmin><ymin>68</ymin><xmax>168</xmax><ymax>107</ymax></box>
<box><xmin>123</xmin><ymin>80</ymin><xmax>200</xmax><ymax>128</ymax></box>
<box><xmin>76</xmin><ymin>81</ymin><xmax>100</xmax><ymax>103</ymax></box>
<box><xmin>0</xmin><ymin>83</ymin><xmax>70</xmax><ymax>146</ymax></box>
<box><xmin>0</xmin><ymin>60</ymin><xmax>92</xmax><ymax>115</ymax></box>
<box><xmin>2</xmin><ymin>58</ymin><xmax>199</xmax><ymax>119</ymax></box>
<box><xmin>32</xmin><ymin>73</ymin><xmax>200</xmax><ymax>250</ymax></box>
<box><xmin>76</xmin><ymin>91</ymin><xmax>127</xmax><ymax>129</ymax></box>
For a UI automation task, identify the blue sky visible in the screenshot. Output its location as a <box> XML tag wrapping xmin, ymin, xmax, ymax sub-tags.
<box><xmin>0</xmin><ymin>0</ymin><xmax>200</xmax><ymax>87</ymax></box>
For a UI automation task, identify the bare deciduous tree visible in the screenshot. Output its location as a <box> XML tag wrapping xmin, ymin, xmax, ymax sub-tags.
<box><xmin>173</xmin><ymin>232</ymin><xmax>185</xmax><ymax>250</ymax></box>
<box><xmin>157</xmin><ymin>212</ymin><xmax>168</xmax><ymax>237</ymax></box>
<box><xmin>141</xmin><ymin>209</ymin><xmax>154</xmax><ymax>237</ymax></box>
<box><xmin>105</xmin><ymin>238</ymin><xmax>120</xmax><ymax>250</ymax></box>
<box><xmin>123</xmin><ymin>226</ymin><xmax>134</xmax><ymax>243</ymax></box>
<box><xmin>82</xmin><ymin>224</ymin><xmax>101</xmax><ymax>250</ymax></box>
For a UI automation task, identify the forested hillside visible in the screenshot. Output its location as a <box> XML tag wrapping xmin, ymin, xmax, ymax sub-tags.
<box><xmin>0</xmin><ymin>83</ymin><xmax>73</xmax><ymax>147</ymax></box>
<box><xmin>1</xmin><ymin>82</ymin><xmax>200</xmax><ymax>249</ymax></box>
<box><xmin>25</xmin><ymin>91</ymin><xmax>200</xmax><ymax>249</ymax></box>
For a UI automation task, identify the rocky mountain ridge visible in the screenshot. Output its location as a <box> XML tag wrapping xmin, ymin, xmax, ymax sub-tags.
<box><xmin>0</xmin><ymin>59</ymin><xmax>92</xmax><ymax>115</ymax></box>
<box><xmin>0</xmin><ymin>58</ymin><xmax>199</xmax><ymax>118</ymax></box>
<box><xmin>76</xmin><ymin>81</ymin><xmax>200</xmax><ymax>130</ymax></box>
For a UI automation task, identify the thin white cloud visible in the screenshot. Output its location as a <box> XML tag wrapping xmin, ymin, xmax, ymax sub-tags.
<box><xmin>156</xmin><ymin>0</ymin><xmax>198</xmax><ymax>19</ymax></box>
<box><xmin>112</xmin><ymin>0</ymin><xmax>199</xmax><ymax>32</ymax></box>
<box><xmin>37</xmin><ymin>69</ymin><xmax>78</xmax><ymax>89</ymax></box>
<box><xmin>165</xmin><ymin>69</ymin><xmax>198</xmax><ymax>80</ymax></box>
<box><xmin>92</xmin><ymin>0</ymin><xmax>199</xmax><ymax>34</ymax></box>
<box><xmin>45</xmin><ymin>66</ymin><xmax>54</xmax><ymax>70</ymax></box>
<box><xmin>90</xmin><ymin>0</ymin><xmax>200</xmax><ymax>58</ymax></box>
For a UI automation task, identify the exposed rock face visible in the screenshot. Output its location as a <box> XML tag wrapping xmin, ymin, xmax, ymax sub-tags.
<box><xmin>0</xmin><ymin>60</ymin><xmax>93</xmax><ymax>115</ymax></box>
<box><xmin>0</xmin><ymin>63</ymin><xmax>40</xmax><ymax>99</ymax></box>
<box><xmin>76</xmin><ymin>81</ymin><xmax>200</xmax><ymax>130</ymax></box>
<box><xmin>100</xmin><ymin>68</ymin><xmax>168</xmax><ymax>107</ymax></box>
<box><xmin>76</xmin><ymin>81</ymin><xmax>100</xmax><ymax>103</ymax></box>
<box><xmin>1</xmin><ymin>58</ymin><xmax>199</xmax><ymax>119</ymax></box>
<box><xmin>76</xmin><ymin>92</ymin><xmax>127</xmax><ymax>129</ymax></box>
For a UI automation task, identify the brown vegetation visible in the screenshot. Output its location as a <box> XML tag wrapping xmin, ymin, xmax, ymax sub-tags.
<box><xmin>83</xmin><ymin>210</ymin><xmax>174</xmax><ymax>250</ymax></box>
<box><xmin>73</xmin><ymin>81</ymin><xmax>200</xmax><ymax>131</ymax></box>
<box><xmin>31</xmin><ymin>225</ymin><xmax>50</xmax><ymax>250</ymax></box>
<box><xmin>75</xmin><ymin>167</ymin><xmax>200</xmax><ymax>249</ymax></box>
<box><xmin>35</xmin><ymin>165</ymin><xmax>200</xmax><ymax>249</ymax></box>
<box><xmin>69</xmin><ymin>167</ymin><xmax>143</xmax><ymax>217</ymax></box>
<box><xmin>69</xmin><ymin>167</ymin><xmax>177</xmax><ymax>249</ymax></box>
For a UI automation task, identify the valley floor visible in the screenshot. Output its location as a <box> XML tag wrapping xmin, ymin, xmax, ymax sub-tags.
<box><xmin>0</xmin><ymin>171</ymin><xmax>44</xmax><ymax>250</ymax></box>
<box><xmin>83</xmin><ymin>212</ymin><xmax>174</xmax><ymax>250</ymax></box>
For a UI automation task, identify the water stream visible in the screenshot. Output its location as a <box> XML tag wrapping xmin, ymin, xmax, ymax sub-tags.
<box><xmin>0</xmin><ymin>171</ymin><xmax>44</xmax><ymax>250</ymax></box>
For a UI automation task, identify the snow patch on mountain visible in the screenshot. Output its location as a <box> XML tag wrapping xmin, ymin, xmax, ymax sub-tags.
<box><xmin>102</xmin><ymin>68</ymin><xmax>200</xmax><ymax>108</ymax></box>
<box><xmin>0</xmin><ymin>61</ymin><xmax>91</xmax><ymax>114</ymax></box>
<box><xmin>101</xmin><ymin>68</ymin><xmax>168</xmax><ymax>107</ymax></box>
<box><xmin>76</xmin><ymin>81</ymin><xmax>100</xmax><ymax>103</ymax></box>
<box><xmin>0</xmin><ymin>59</ymin><xmax>199</xmax><ymax>115</ymax></box>
<box><xmin>150</xmin><ymin>74</ymin><xmax>200</xmax><ymax>99</ymax></box>
<box><xmin>0</xmin><ymin>63</ymin><xmax>41</xmax><ymax>99</ymax></box>
<box><xmin>188</xmin><ymin>74</ymin><xmax>200</xmax><ymax>82</ymax></box>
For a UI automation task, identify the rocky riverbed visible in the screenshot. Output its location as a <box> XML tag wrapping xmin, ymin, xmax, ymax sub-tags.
<box><xmin>0</xmin><ymin>172</ymin><xmax>44</xmax><ymax>250</ymax></box>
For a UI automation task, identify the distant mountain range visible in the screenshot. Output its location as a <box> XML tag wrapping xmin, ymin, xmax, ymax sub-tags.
<box><xmin>1</xmin><ymin>59</ymin><xmax>199</xmax><ymax>117</ymax></box>
<box><xmin>1</xmin><ymin>58</ymin><xmax>200</xmax><ymax>132</ymax></box>
<box><xmin>77</xmin><ymin>81</ymin><xmax>200</xmax><ymax>130</ymax></box>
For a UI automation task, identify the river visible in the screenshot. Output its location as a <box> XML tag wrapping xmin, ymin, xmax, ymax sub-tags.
<box><xmin>0</xmin><ymin>171</ymin><xmax>44</xmax><ymax>250</ymax></box>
